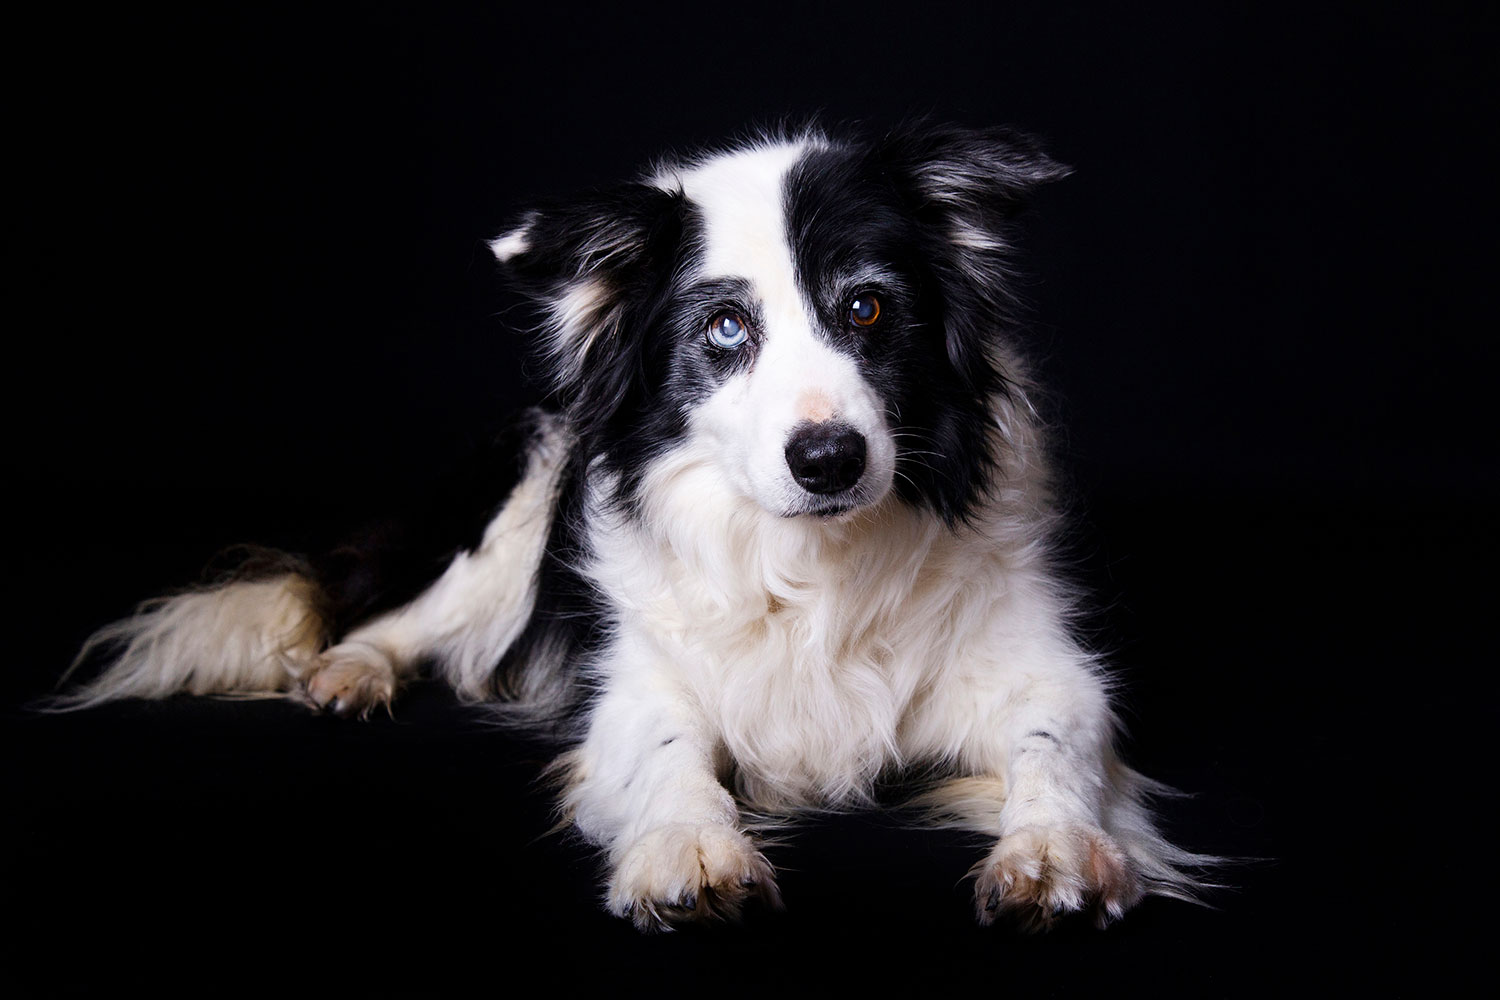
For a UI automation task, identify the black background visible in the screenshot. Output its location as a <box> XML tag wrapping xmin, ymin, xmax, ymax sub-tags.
<box><xmin>10</xmin><ymin>2</ymin><xmax>1492</xmax><ymax>993</ymax></box>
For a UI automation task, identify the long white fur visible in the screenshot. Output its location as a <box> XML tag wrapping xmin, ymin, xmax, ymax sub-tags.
<box><xmin>57</xmin><ymin>572</ymin><xmax>325</xmax><ymax>708</ymax></box>
<box><xmin>63</xmin><ymin>135</ymin><xmax>1207</xmax><ymax>929</ymax></box>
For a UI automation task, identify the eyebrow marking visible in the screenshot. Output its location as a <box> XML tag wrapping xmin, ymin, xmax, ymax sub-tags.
<box><xmin>684</xmin><ymin>276</ymin><xmax>758</xmax><ymax>303</ymax></box>
<box><xmin>836</xmin><ymin>264</ymin><xmax>906</xmax><ymax>293</ymax></box>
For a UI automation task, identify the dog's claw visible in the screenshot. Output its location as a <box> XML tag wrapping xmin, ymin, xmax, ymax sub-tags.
<box><xmin>301</xmin><ymin>644</ymin><xmax>396</xmax><ymax>720</ymax></box>
<box><xmin>608</xmin><ymin>824</ymin><xmax>778</xmax><ymax>928</ymax></box>
<box><xmin>974</xmin><ymin>826</ymin><xmax>1144</xmax><ymax>930</ymax></box>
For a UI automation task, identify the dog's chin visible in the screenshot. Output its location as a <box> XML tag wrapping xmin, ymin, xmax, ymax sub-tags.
<box><xmin>778</xmin><ymin>490</ymin><xmax>881</xmax><ymax>522</ymax></box>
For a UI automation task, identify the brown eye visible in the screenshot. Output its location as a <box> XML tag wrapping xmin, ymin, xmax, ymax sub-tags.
<box><xmin>707</xmin><ymin>312</ymin><xmax>749</xmax><ymax>349</ymax></box>
<box><xmin>849</xmin><ymin>295</ymin><xmax>881</xmax><ymax>327</ymax></box>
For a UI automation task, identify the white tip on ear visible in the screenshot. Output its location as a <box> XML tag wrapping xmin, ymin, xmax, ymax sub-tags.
<box><xmin>489</xmin><ymin>224</ymin><xmax>531</xmax><ymax>263</ymax></box>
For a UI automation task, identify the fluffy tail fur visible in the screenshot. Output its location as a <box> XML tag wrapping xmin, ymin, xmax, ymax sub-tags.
<box><xmin>52</xmin><ymin>568</ymin><xmax>326</xmax><ymax>710</ymax></box>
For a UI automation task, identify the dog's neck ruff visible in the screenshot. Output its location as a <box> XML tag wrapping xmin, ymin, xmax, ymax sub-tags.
<box><xmin>581</xmin><ymin>430</ymin><xmax>1036</xmax><ymax>809</ymax></box>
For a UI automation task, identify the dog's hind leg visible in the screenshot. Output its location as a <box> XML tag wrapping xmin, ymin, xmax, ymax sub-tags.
<box><xmin>301</xmin><ymin>414</ymin><xmax>569</xmax><ymax>716</ymax></box>
<box><xmin>59</xmin><ymin>413</ymin><xmax>569</xmax><ymax>717</ymax></box>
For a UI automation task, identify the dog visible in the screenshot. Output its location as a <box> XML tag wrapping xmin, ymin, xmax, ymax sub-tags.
<box><xmin>59</xmin><ymin>122</ymin><xmax>1209</xmax><ymax>931</ymax></box>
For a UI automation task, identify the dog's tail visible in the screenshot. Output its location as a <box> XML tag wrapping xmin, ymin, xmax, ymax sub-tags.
<box><xmin>49</xmin><ymin>562</ymin><xmax>326</xmax><ymax>710</ymax></box>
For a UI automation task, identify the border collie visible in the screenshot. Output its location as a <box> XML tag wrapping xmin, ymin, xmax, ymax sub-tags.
<box><xmin>60</xmin><ymin>122</ymin><xmax>1209</xmax><ymax>930</ymax></box>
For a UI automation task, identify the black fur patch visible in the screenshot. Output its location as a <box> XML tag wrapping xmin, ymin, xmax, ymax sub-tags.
<box><xmin>501</xmin><ymin>182</ymin><xmax>713</xmax><ymax>512</ymax></box>
<box><xmin>784</xmin><ymin>123</ymin><xmax>1069</xmax><ymax>522</ymax></box>
<box><xmin>485</xmin><ymin>451</ymin><xmax>598</xmax><ymax>710</ymax></box>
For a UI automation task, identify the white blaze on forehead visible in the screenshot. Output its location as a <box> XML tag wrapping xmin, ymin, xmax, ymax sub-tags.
<box><xmin>658</xmin><ymin>142</ymin><xmax>809</xmax><ymax>299</ymax></box>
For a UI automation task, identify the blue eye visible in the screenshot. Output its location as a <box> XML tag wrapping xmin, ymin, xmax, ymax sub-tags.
<box><xmin>707</xmin><ymin>312</ymin><xmax>749</xmax><ymax>349</ymax></box>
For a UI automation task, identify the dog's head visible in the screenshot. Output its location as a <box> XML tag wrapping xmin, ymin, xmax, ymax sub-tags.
<box><xmin>493</xmin><ymin>123</ymin><xmax>1068</xmax><ymax>524</ymax></box>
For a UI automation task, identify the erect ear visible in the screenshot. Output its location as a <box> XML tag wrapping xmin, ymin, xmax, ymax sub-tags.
<box><xmin>489</xmin><ymin>182</ymin><xmax>685</xmax><ymax>400</ymax></box>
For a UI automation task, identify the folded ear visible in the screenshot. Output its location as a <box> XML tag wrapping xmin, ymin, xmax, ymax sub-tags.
<box><xmin>874</xmin><ymin>123</ymin><xmax>1071</xmax><ymax>380</ymax></box>
<box><xmin>489</xmin><ymin>183</ymin><xmax>686</xmax><ymax>403</ymax></box>
<box><xmin>877</xmin><ymin>121</ymin><xmax>1072</xmax><ymax>232</ymax></box>
<box><xmin>490</xmin><ymin>183</ymin><xmax>684</xmax><ymax>273</ymax></box>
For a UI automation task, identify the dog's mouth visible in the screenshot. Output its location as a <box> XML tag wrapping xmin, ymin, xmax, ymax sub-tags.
<box><xmin>779</xmin><ymin>495</ymin><xmax>863</xmax><ymax>520</ymax></box>
<box><xmin>806</xmin><ymin>503</ymin><xmax>853</xmax><ymax>519</ymax></box>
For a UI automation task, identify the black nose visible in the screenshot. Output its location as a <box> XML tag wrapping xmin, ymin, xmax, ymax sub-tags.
<box><xmin>785</xmin><ymin>423</ymin><xmax>867</xmax><ymax>495</ymax></box>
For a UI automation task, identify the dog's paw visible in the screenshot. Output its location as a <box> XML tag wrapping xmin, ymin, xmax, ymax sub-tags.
<box><xmin>973</xmin><ymin>824</ymin><xmax>1142</xmax><ymax>930</ymax></box>
<box><xmin>301</xmin><ymin>643</ymin><xmax>395</xmax><ymax>718</ymax></box>
<box><xmin>607</xmin><ymin>824</ymin><xmax>781</xmax><ymax>931</ymax></box>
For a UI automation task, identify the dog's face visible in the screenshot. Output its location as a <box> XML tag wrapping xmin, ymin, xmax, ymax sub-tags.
<box><xmin>650</xmin><ymin>140</ymin><xmax>905</xmax><ymax>520</ymax></box>
<box><xmin>494</xmin><ymin>124</ymin><xmax>1067</xmax><ymax>523</ymax></box>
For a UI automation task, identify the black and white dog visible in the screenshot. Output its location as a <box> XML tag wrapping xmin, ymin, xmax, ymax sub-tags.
<box><xmin>62</xmin><ymin>123</ymin><xmax>1208</xmax><ymax>930</ymax></box>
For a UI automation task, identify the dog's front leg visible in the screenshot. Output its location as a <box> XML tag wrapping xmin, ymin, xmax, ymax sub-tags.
<box><xmin>561</xmin><ymin>646</ymin><xmax>779</xmax><ymax>931</ymax></box>
<box><xmin>970</xmin><ymin>691</ymin><xmax>1145</xmax><ymax>930</ymax></box>
<box><xmin>920</xmin><ymin>639</ymin><xmax>1147</xmax><ymax>929</ymax></box>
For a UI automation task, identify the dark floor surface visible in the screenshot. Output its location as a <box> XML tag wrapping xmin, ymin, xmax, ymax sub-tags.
<box><xmin>9</xmin><ymin>498</ymin><xmax>1478</xmax><ymax>994</ymax></box>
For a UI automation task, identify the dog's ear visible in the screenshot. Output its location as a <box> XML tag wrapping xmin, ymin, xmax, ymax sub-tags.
<box><xmin>877</xmin><ymin>121</ymin><xmax>1071</xmax><ymax>234</ymax></box>
<box><xmin>490</xmin><ymin>182</ymin><xmax>684</xmax><ymax>281</ymax></box>
<box><xmin>876</xmin><ymin>122</ymin><xmax>1070</xmax><ymax>373</ymax></box>
<box><xmin>490</xmin><ymin>183</ymin><xmax>686</xmax><ymax>423</ymax></box>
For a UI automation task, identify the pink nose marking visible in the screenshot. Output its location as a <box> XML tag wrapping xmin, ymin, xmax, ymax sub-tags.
<box><xmin>796</xmin><ymin>389</ymin><xmax>836</xmax><ymax>423</ymax></box>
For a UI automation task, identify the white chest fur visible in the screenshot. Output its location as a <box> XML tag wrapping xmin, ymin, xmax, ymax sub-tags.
<box><xmin>582</xmin><ymin>446</ymin><xmax>1039</xmax><ymax>810</ymax></box>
